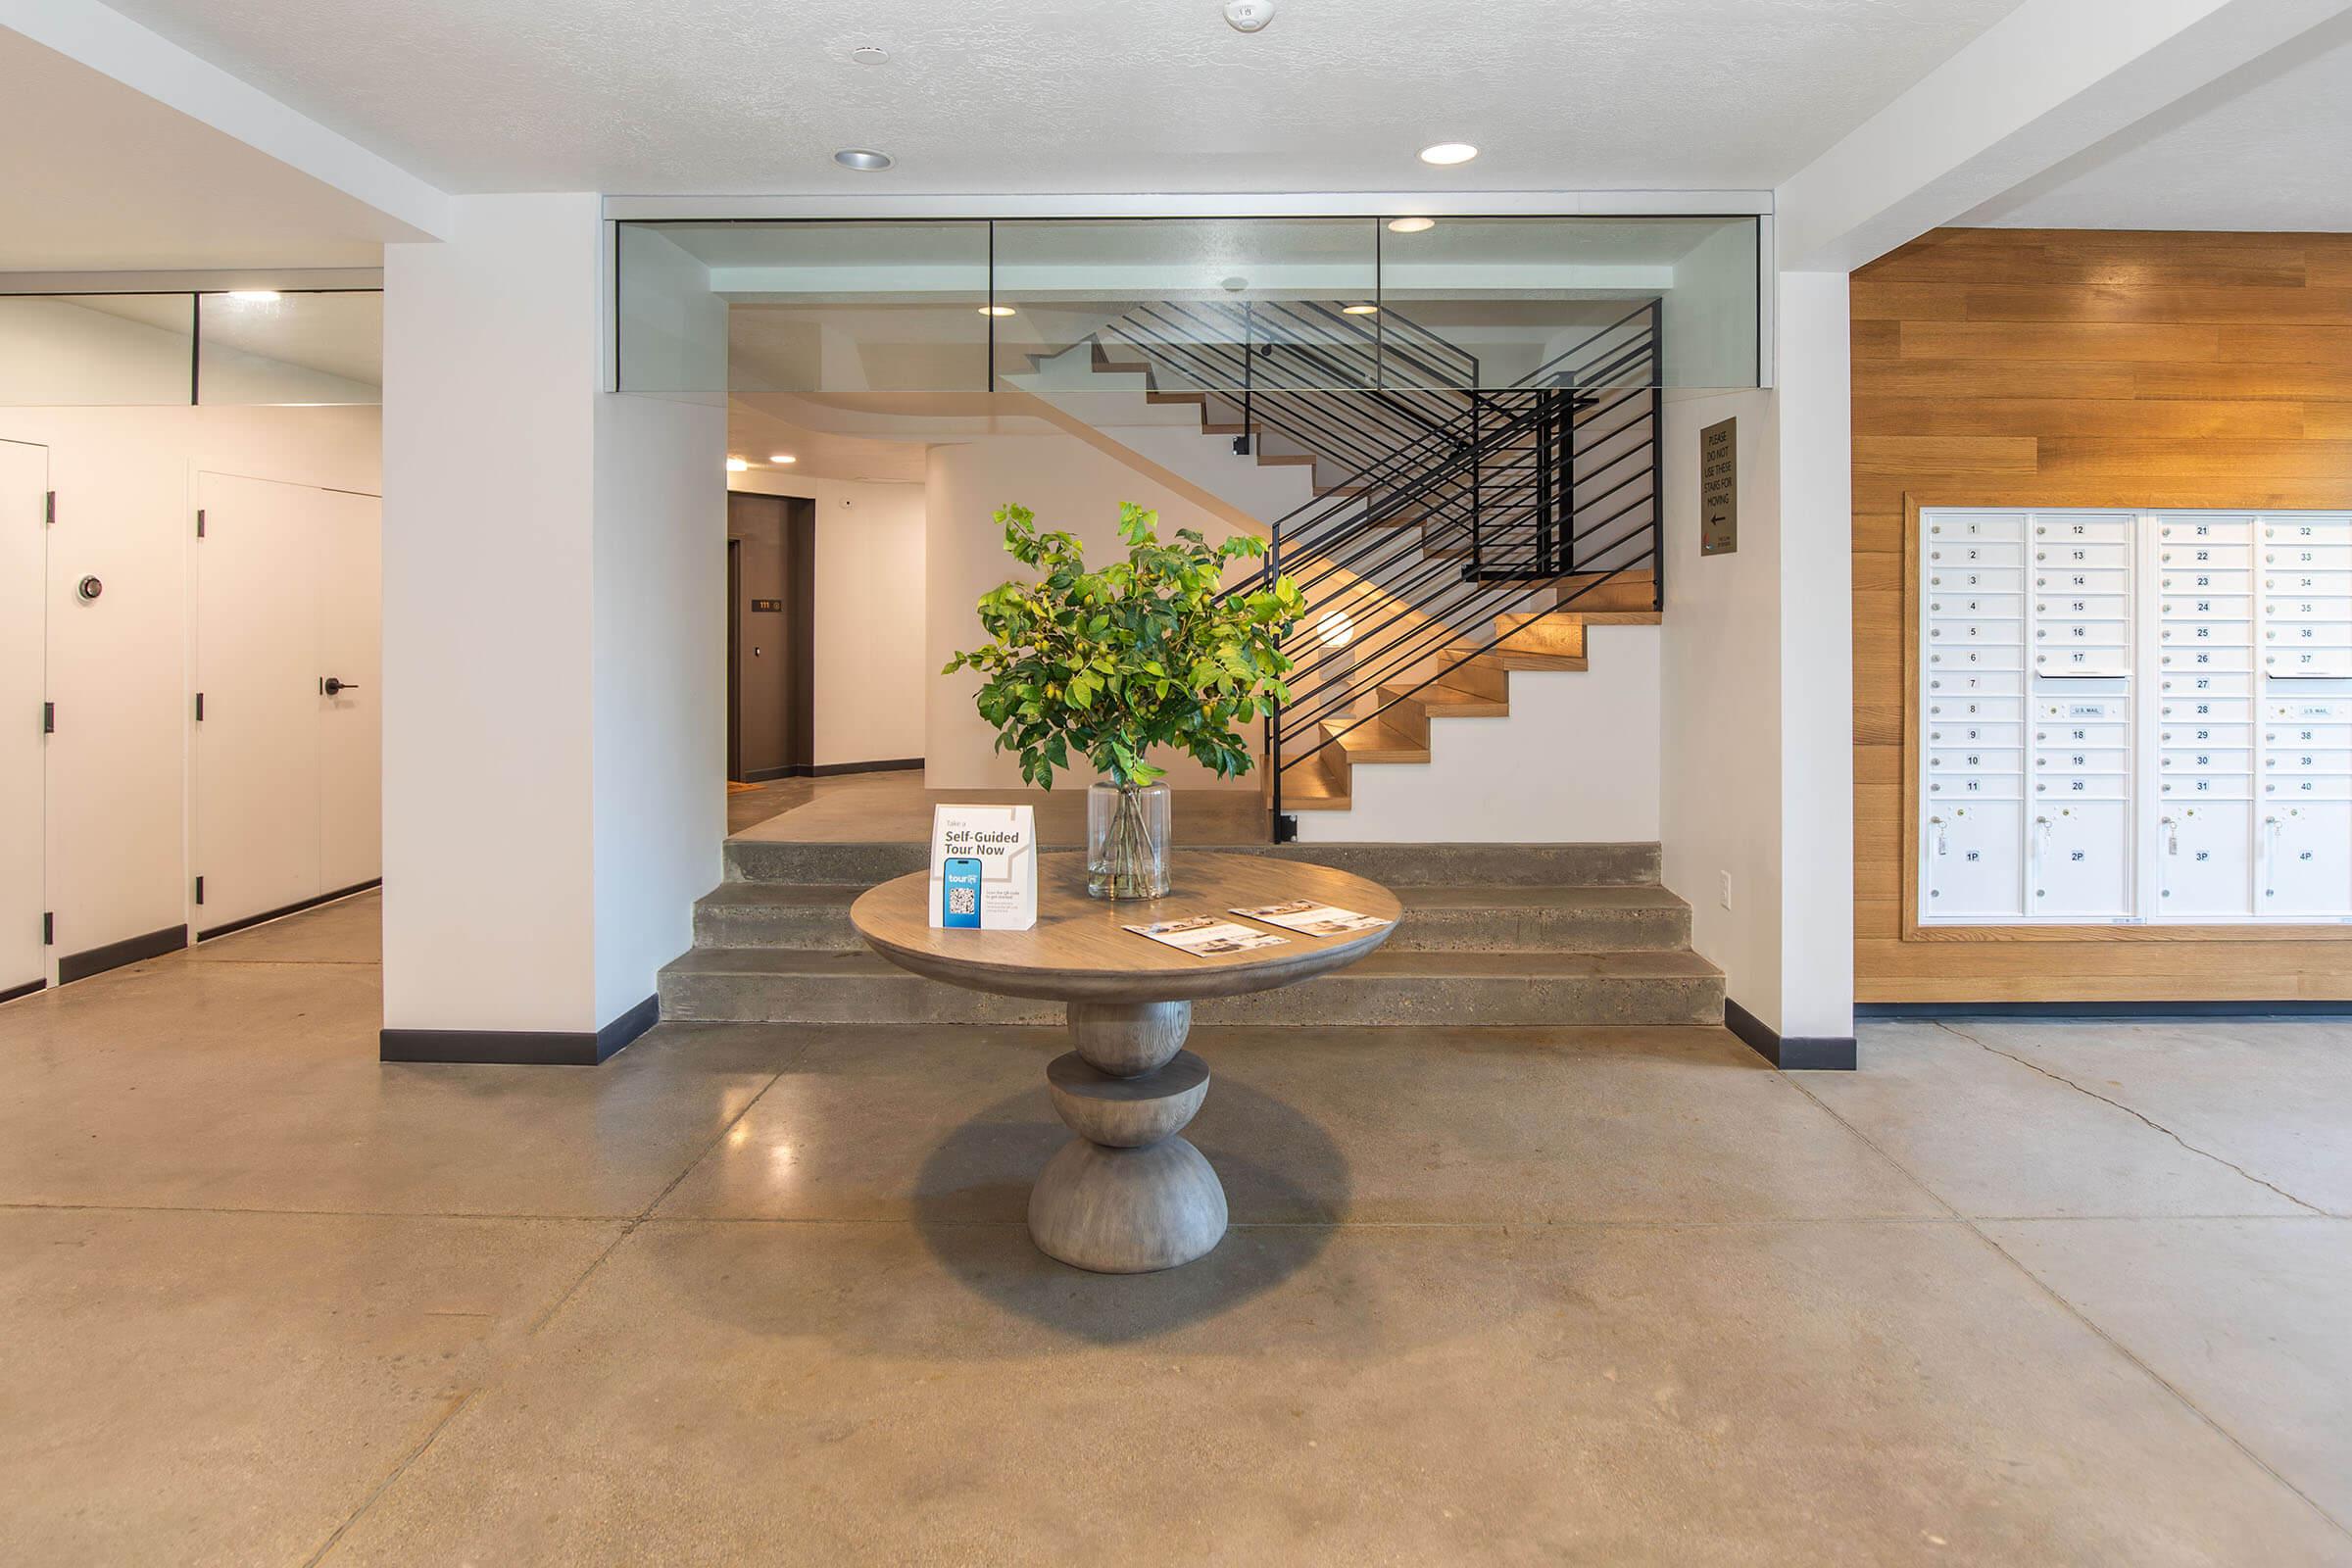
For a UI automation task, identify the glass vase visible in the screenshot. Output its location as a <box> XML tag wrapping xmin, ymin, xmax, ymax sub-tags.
<box><xmin>1087</xmin><ymin>780</ymin><xmax>1172</xmax><ymax>900</ymax></box>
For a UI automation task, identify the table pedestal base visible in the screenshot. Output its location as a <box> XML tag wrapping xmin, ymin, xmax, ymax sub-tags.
<box><xmin>1027</xmin><ymin>1001</ymin><xmax>1228</xmax><ymax>1273</ymax></box>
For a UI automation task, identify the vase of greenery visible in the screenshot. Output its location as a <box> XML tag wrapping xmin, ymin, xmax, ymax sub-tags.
<box><xmin>944</xmin><ymin>501</ymin><xmax>1302</xmax><ymax>899</ymax></box>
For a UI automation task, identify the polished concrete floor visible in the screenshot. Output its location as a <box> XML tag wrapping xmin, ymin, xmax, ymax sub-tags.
<box><xmin>4</xmin><ymin>895</ymin><xmax>2351</xmax><ymax>1563</ymax></box>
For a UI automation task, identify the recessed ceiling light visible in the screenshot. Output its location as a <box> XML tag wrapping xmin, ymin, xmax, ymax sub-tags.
<box><xmin>848</xmin><ymin>44</ymin><xmax>888</xmax><ymax>65</ymax></box>
<box><xmin>225</xmin><ymin>289</ymin><xmax>282</xmax><ymax>303</ymax></box>
<box><xmin>768</xmin><ymin>454</ymin><xmax>798</xmax><ymax>464</ymax></box>
<box><xmin>1387</xmin><ymin>217</ymin><xmax>1436</xmax><ymax>233</ymax></box>
<box><xmin>978</xmin><ymin>305</ymin><xmax>1017</xmax><ymax>317</ymax></box>
<box><xmin>725</xmin><ymin>457</ymin><xmax>750</xmax><ymax>472</ymax></box>
<box><xmin>1342</xmin><ymin>303</ymin><xmax>1379</xmax><ymax>315</ymax></box>
<box><xmin>1418</xmin><ymin>142</ymin><xmax>1478</xmax><ymax>167</ymax></box>
<box><xmin>833</xmin><ymin>148</ymin><xmax>894</xmax><ymax>172</ymax></box>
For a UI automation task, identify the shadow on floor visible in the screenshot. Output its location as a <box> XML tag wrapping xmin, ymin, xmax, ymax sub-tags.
<box><xmin>909</xmin><ymin>1077</ymin><xmax>1351</xmax><ymax>1345</ymax></box>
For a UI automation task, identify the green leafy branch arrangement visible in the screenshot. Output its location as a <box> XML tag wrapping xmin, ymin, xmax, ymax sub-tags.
<box><xmin>943</xmin><ymin>502</ymin><xmax>1304</xmax><ymax>789</ymax></box>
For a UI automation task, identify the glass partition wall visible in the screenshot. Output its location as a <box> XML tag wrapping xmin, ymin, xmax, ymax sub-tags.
<box><xmin>615</xmin><ymin>215</ymin><xmax>1761</xmax><ymax>397</ymax></box>
<box><xmin>0</xmin><ymin>289</ymin><xmax>382</xmax><ymax>406</ymax></box>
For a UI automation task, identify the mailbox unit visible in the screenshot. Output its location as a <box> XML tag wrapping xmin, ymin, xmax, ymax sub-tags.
<box><xmin>1920</xmin><ymin>509</ymin><xmax>2352</xmax><ymax>926</ymax></box>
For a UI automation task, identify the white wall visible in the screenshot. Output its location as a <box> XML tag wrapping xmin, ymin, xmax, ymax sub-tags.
<box><xmin>384</xmin><ymin>192</ymin><xmax>720</xmax><ymax>1039</ymax></box>
<box><xmin>1658</xmin><ymin>387</ymin><xmax>1784</xmax><ymax>1029</ymax></box>
<box><xmin>0</xmin><ymin>402</ymin><xmax>379</xmax><ymax>977</ymax></box>
<box><xmin>592</xmin><ymin>391</ymin><xmax>725</xmax><ymax>1028</ymax></box>
<box><xmin>923</xmin><ymin>428</ymin><xmax>1266</xmax><ymax>791</ymax></box>
<box><xmin>733</xmin><ymin>469</ymin><xmax>928</xmax><ymax>767</ymax></box>
<box><xmin>1292</xmin><ymin>627</ymin><xmax>1662</xmax><ymax>844</ymax></box>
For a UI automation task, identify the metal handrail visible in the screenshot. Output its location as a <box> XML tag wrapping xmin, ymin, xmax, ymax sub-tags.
<box><xmin>1083</xmin><ymin>290</ymin><xmax>1665</xmax><ymax>840</ymax></box>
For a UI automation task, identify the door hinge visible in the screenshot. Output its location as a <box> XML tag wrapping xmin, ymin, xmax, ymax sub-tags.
<box><xmin>194</xmin><ymin>875</ymin><xmax>205</xmax><ymax>906</ymax></box>
<box><xmin>195</xmin><ymin>508</ymin><xmax>206</xmax><ymax>539</ymax></box>
<box><xmin>42</xmin><ymin>911</ymin><xmax>53</xmax><ymax>946</ymax></box>
<box><xmin>45</xmin><ymin>491</ymin><xmax>56</xmax><ymax>526</ymax></box>
<box><xmin>42</xmin><ymin>702</ymin><xmax>54</xmax><ymax>735</ymax></box>
<box><xmin>194</xmin><ymin>692</ymin><xmax>205</xmax><ymax>721</ymax></box>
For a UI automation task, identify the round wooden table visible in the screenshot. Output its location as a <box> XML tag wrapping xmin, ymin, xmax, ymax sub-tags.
<box><xmin>850</xmin><ymin>850</ymin><xmax>1399</xmax><ymax>1272</ymax></box>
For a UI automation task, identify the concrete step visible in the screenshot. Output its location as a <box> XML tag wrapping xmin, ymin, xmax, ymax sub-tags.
<box><xmin>722</xmin><ymin>838</ymin><xmax>1663</xmax><ymax>887</ymax></box>
<box><xmin>692</xmin><ymin>879</ymin><xmax>1693</xmax><ymax>954</ymax></box>
<box><xmin>659</xmin><ymin>946</ymin><xmax>1724</xmax><ymax>1028</ymax></box>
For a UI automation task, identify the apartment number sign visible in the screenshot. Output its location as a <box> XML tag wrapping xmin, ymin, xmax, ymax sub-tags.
<box><xmin>1699</xmin><ymin>417</ymin><xmax>1737</xmax><ymax>556</ymax></box>
<box><xmin>1918</xmin><ymin>508</ymin><xmax>2352</xmax><ymax>927</ymax></box>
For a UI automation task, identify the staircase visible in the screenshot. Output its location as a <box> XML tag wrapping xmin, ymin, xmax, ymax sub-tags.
<box><xmin>661</xmin><ymin>839</ymin><xmax>1724</xmax><ymax>1029</ymax></box>
<box><xmin>998</xmin><ymin>295</ymin><xmax>1667</xmax><ymax>839</ymax></box>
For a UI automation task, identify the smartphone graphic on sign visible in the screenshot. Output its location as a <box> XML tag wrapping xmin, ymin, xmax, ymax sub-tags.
<box><xmin>942</xmin><ymin>856</ymin><xmax>983</xmax><ymax>928</ymax></box>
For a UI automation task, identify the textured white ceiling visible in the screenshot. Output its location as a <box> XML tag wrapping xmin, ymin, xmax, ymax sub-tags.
<box><xmin>1964</xmin><ymin>17</ymin><xmax>2352</xmax><ymax>232</ymax></box>
<box><xmin>95</xmin><ymin>0</ymin><xmax>2024</xmax><ymax>196</ymax></box>
<box><xmin>0</xmin><ymin>28</ymin><xmax>408</xmax><ymax>270</ymax></box>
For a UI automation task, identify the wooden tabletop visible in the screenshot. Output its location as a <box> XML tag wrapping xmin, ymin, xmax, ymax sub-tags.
<box><xmin>850</xmin><ymin>851</ymin><xmax>1400</xmax><ymax>1003</ymax></box>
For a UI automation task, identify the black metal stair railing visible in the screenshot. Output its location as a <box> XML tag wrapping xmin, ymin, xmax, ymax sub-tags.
<box><xmin>1185</xmin><ymin>298</ymin><xmax>1667</xmax><ymax>839</ymax></box>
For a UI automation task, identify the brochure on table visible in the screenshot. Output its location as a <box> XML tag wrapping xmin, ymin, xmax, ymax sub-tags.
<box><xmin>1125</xmin><ymin>916</ymin><xmax>1290</xmax><ymax>956</ymax></box>
<box><xmin>928</xmin><ymin>805</ymin><xmax>1038</xmax><ymax>931</ymax></box>
<box><xmin>1230</xmin><ymin>900</ymin><xmax>1392</xmax><ymax>938</ymax></box>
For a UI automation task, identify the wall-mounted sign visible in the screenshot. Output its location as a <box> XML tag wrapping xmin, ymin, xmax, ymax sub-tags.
<box><xmin>750</xmin><ymin>598</ymin><xmax>783</xmax><ymax>612</ymax></box>
<box><xmin>1700</xmin><ymin>417</ymin><xmax>1738</xmax><ymax>556</ymax></box>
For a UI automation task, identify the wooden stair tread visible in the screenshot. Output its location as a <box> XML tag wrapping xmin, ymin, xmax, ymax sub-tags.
<box><xmin>1281</xmin><ymin>757</ymin><xmax>1351</xmax><ymax>809</ymax></box>
<box><xmin>1455</xmin><ymin>645</ymin><xmax>1588</xmax><ymax>672</ymax></box>
<box><xmin>1378</xmin><ymin>682</ymin><xmax>1509</xmax><ymax>717</ymax></box>
<box><xmin>1319</xmin><ymin>718</ymin><xmax>1430</xmax><ymax>763</ymax></box>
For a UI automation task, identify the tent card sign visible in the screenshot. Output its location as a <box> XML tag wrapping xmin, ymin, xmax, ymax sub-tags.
<box><xmin>928</xmin><ymin>806</ymin><xmax>1038</xmax><ymax>931</ymax></box>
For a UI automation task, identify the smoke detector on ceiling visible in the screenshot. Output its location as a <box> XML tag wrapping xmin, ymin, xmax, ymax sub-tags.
<box><xmin>1223</xmin><ymin>0</ymin><xmax>1274</xmax><ymax>32</ymax></box>
<box><xmin>848</xmin><ymin>44</ymin><xmax>888</xmax><ymax>65</ymax></box>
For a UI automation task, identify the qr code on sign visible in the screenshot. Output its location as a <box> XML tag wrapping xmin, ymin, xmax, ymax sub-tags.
<box><xmin>948</xmin><ymin>887</ymin><xmax>978</xmax><ymax>916</ymax></box>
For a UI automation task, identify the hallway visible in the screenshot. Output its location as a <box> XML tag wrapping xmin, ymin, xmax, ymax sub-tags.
<box><xmin>2</xmin><ymin>895</ymin><xmax>2347</xmax><ymax>1563</ymax></box>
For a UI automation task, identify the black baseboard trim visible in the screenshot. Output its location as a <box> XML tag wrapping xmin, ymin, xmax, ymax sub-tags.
<box><xmin>0</xmin><ymin>977</ymin><xmax>46</xmax><ymax>1005</ymax></box>
<box><xmin>379</xmin><ymin>993</ymin><xmax>660</xmax><ymax>1066</ymax></box>
<box><xmin>1856</xmin><ymin>1000</ymin><xmax>2352</xmax><ymax>1020</ymax></box>
<box><xmin>1725</xmin><ymin>998</ymin><xmax>1857</xmax><ymax>1071</ymax></box>
<box><xmin>814</xmin><ymin>757</ymin><xmax>922</xmax><ymax>777</ymax></box>
<box><xmin>738</xmin><ymin>758</ymin><xmax>920</xmax><ymax>783</ymax></box>
<box><xmin>58</xmin><ymin>923</ymin><xmax>188</xmax><ymax>986</ymax></box>
<box><xmin>197</xmin><ymin>879</ymin><xmax>380</xmax><ymax>943</ymax></box>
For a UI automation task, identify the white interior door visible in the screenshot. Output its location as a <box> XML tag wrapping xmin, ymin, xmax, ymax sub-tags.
<box><xmin>317</xmin><ymin>489</ymin><xmax>381</xmax><ymax>894</ymax></box>
<box><xmin>194</xmin><ymin>473</ymin><xmax>380</xmax><ymax>932</ymax></box>
<box><xmin>0</xmin><ymin>440</ymin><xmax>46</xmax><ymax>992</ymax></box>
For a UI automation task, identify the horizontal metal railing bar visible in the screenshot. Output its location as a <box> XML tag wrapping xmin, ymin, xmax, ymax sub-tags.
<box><xmin>1513</xmin><ymin>300</ymin><xmax>1659</xmax><ymax>387</ymax></box>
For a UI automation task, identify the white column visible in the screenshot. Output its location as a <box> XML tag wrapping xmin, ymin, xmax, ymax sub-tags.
<box><xmin>380</xmin><ymin>194</ymin><xmax>723</xmax><ymax>1057</ymax></box>
<box><xmin>1773</xmin><ymin>272</ymin><xmax>1855</xmax><ymax>1045</ymax></box>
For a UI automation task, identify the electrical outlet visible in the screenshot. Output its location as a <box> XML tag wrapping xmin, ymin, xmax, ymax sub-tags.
<box><xmin>1718</xmin><ymin>871</ymin><xmax>1733</xmax><ymax>910</ymax></box>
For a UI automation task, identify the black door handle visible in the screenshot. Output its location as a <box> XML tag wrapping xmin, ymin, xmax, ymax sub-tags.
<box><xmin>322</xmin><ymin>677</ymin><xmax>361</xmax><ymax>696</ymax></box>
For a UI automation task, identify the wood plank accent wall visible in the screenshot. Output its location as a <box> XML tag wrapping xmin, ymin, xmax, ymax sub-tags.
<box><xmin>1853</xmin><ymin>228</ymin><xmax>2352</xmax><ymax>1003</ymax></box>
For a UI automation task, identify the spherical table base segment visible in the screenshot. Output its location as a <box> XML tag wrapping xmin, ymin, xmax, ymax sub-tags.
<box><xmin>1068</xmin><ymin>999</ymin><xmax>1193</xmax><ymax>1075</ymax></box>
<box><xmin>1027</xmin><ymin>1136</ymin><xmax>1229</xmax><ymax>1273</ymax></box>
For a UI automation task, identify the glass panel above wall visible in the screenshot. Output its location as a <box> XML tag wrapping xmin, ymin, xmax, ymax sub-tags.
<box><xmin>0</xmin><ymin>294</ymin><xmax>194</xmax><ymax>405</ymax></box>
<box><xmin>197</xmin><ymin>291</ymin><xmax>382</xmax><ymax>405</ymax></box>
<box><xmin>1374</xmin><ymin>216</ymin><xmax>1759</xmax><ymax>390</ymax></box>
<box><xmin>619</xmin><ymin>220</ymin><xmax>991</xmax><ymax>394</ymax></box>
<box><xmin>989</xmin><ymin>218</ymin><xmax>1382</xmax><ymax>393</ymax></box>
<box><xmin>609</xmin><ymin>214</ymin><xmax>1763</xmax><ymax>399</ymax></box>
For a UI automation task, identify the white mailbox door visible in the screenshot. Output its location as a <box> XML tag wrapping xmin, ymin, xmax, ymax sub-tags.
<box><xmin>1925</xmin><ymin>803</ymin><xmax>2024</xmax><ymax>918</ymax></box>
<box><xmin>2264</xmin><ymin>805</ymin><xmax>2352</xmax><ymax>917</ymax></box>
